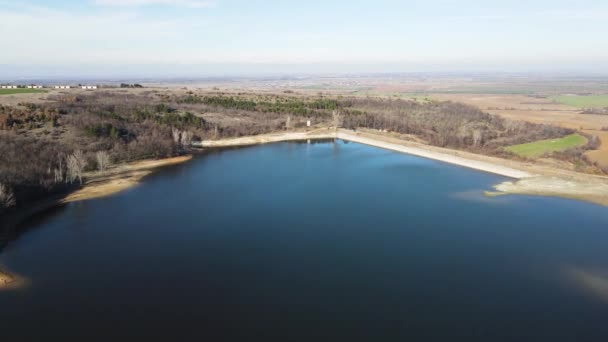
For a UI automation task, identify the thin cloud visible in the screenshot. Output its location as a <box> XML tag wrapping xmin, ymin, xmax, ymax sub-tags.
<box><xmin>540</xmin><ymin>8</ymin><xmax>608</xmax><ymax>20</ymax></box>
<box><xmin>94</xmin><ymin>0</ymin><xmax>215</xmax><ymax>8</ymax></box>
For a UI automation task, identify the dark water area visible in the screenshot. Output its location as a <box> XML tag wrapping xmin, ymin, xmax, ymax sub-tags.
<box><xmin>2</xmin><ymin>140</ymin><xmax>608</xmax><ymax>341</ymax></box>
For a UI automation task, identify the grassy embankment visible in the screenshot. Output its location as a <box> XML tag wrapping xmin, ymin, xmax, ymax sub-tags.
<box><xmin>505</xmin><ymin>134</ymin><xmax>588</xmax><ymax>158</ymax></box>
<box><xmin>551</xmin><ymin>95</ymin><xmax>608</xmax><ymax>108</ymax></box>
<box><xmin>0</xmin><ymin>89</ymin><xmax>47</xmax><ymax>95</ymax></box>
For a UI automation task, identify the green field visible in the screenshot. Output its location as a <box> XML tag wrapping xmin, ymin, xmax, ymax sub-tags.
<box><xmin>551</xmin><ymin>95</ymin><xmax>608</xmax><ymax>108</ymax></box>
<box><xmin>0</xmin><ymin>88</ymin><xmax>47</xmax><ymax>95</ymax></box>
<box><xmin>505</xmin><ymin>134</ymin><xmax>588</xmax><ymax>158</ymax></box>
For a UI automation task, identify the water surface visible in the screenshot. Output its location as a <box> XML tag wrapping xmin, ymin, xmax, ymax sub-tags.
<box><xmin>2</xmin><ymin>141</ymin><xmax>608</xmax><ymax>341</ymax></box>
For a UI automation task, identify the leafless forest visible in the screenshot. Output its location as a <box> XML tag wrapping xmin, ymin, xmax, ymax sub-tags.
<box><xmin>0</xmin><ymin>90</ymin><xmax>601</xmax><ymax>214</ymax></box>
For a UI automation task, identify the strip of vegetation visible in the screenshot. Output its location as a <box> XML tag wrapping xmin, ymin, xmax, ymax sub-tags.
<box><xmin>0</xmin><ymin>89</ymin><xmax>47</xmax><ymax>96</ymax></box>
<box><xmin>176</xmin><ymin>94</ymin><xmax>341</xmax><ymax>117</ymax></box>
<box><xmin>552</xmin><ymin>95</ymin><xmax>608</xmax><ymax>108</ymax></box>
<box><xmin>505</xmin><ymin>134</ymin><xmax>588</xmax><ymax>158</ymax></box>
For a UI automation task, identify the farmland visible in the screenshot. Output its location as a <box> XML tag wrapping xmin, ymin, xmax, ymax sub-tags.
<box><xmin>551</xmin><ymin>95</ymin><xmax>608</xmax><ymax>108</ymax></box>
<box><xmin>0</xmin><ymin>88</ymin><xmax>46</xmax><ymax>95</ymax></box>
<box><xmin>505</xmin><ymin>134</ymin><xmax>588</xmax><ymax>158</ymax></box>
<box><xmin>426</xmin><ymin>93</ymin><xmax>608</xmax><ymax>168</ymax></box>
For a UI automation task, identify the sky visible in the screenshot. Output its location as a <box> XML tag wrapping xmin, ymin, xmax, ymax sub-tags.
<box><xmin>1</xmin><ymin>0</ymin><xmax>608</xmax><ymax>77</ymax></box>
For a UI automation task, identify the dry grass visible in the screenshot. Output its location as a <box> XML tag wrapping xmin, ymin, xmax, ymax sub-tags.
<box><xmin>431</xmin><ymin>94</ymin><xmax>608</xmax><ymax>168</ymax></box>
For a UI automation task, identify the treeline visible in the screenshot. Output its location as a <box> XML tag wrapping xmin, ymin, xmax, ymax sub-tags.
<box><xmin>0</xmin><ymin>136</ymin><xmax>74</xmax><ymax>215</ymax></box>
<box><xmin>177</xmin><ymin>94</ymin><xmax>340</xmax><ymax>117</ymax></box>
<box><xmin>0</xmin><ymin>93</ymin><xmax>183</xmax><ymax>214</ymax></box>
<box><xmin>120</xmin><ymin>83</ymin><xmax>144</xmax><ymax>88</ymax></box>
<box><xmin>341</xmin><ymin>98</ymin><xmax>573</xmax><ymax>152</ymax></box>
<box><xmin>0</xmin><ymin>91</ymin><xmax>603</xmax><ymax>215</ymax></box>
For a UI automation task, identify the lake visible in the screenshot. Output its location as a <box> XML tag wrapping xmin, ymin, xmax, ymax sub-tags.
<box><xmin>2</xmin><ymin>140</ymin><xmax>608</xmax><ymax>341</ymax></box>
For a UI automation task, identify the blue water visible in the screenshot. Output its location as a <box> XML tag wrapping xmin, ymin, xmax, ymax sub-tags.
<box><xmin>1</xmin><ymin>140</ymin><xmax>608</xmax><ymax>341</ymax></box>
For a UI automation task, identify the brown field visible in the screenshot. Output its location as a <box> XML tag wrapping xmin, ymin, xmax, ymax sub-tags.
<box><xmin>430</xmin><ymin>94</ymin><xmax>608</xmax><ymax>168</ymax></box>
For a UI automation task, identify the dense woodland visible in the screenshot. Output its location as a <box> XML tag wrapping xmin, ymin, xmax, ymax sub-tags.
<box><xmin>0</xmin><ymin>90</ymin><xmax>602</xmax><ymax>215</ymax></box>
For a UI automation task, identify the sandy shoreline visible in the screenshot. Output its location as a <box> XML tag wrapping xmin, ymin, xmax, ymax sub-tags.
<box><xmin>200</xmin><ymin>130</ymin><xmax>336</xmax><ymax>148</ymax></box>
<box><xmin>0</xmin><ymin>155</ymin><xmax>193</xmax><ymax>232</ymax></box>
<box><xmin>1</xmin><ymin>128</ymin><xmax>607</xmax><ymax>291</ymax></box>
<box><xmin>0</xmin><ymin>266</ymin><xmax>27</xmax><ymax>291</ymax></box>
<box><xmin>337</xmin><ymin>131</ymin><xmax>533</xmax><ymax>179</ymax></box>
<box><xmin>54</xmin><ymin>130</ymin><xmax>608</xmax><ymax>207</ymax></box>
<box><xmin>62</xmin><ymin>155</ymin><xmax>193</xmax><ymax>203</ymax></box>
<box><xmin>202</xmin><ymin>129</ymin><xmax>608</xmax><ymax>206</ymax></box>
<box><xmin>201</xmin><ymin>129</ymin><xmax>533</xmax><ymax>178</ymax></box>
<box><xmin>0</xmin><ymin>155</ymin><xmax>192</xmax><ymax>291</ymax></box>
<box><xmin>3</xmin><ymin>128</ymin><xmax>606</xmax><ymax>236</ymax></box>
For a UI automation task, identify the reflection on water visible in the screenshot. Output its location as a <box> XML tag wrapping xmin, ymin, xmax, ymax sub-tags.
<box><xmin>564</xmin><ymin>266</ymin><xmax>608</xmax><ymax>304</ymax></box>
<box><xmin>1</xmin><ymin>140</ymin><xmax>608</xmax><ymax>340</ymax></box>
<box><xmin>450</xmin><ymin>190</ymin><xmax>514</xmax><ymax>204</ymax></box>
<box><xmin>0</xmin><ymin>204</ymin><xmax>68</xmax><ymax>252</ymax></box>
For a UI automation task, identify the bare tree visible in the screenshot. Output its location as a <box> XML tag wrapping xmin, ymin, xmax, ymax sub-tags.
<box><xmin>180</xmin><ymin>131</ymin><xmax>193</xmax><ymax>147</ymax></box>
<box><xmin>96</xmin><ymin>151</ymin><xmax>111</xmax><ymax>173</ymax></box>
<box><xmin>66</xmin><ymin>150</ymin><xmax>87</xmax><ymax>184</ymax></box>
<box><xmin>473</xmin><ymin>130</ymin><xmax>483</xmax><ymax>147</ymax></box>
<box><xmin>54</xmin><ymin>155</ymin><xmax>64</xmax><ymax>183</ymax></box>
<box><xmin>332</xmin><ymin>110</ymin><xmax>342</xmax><ymax>129</ymax></box>
<box><xmin>54</xmin><ymin>168</ymin><xmax>64</xmax><ymax>183</ymax></box>
<box><xmin>588</xmin><ymin>135</ymin><xmax>601</xmax><ymax>149</ymax></box>
<box><xmin>0</xmin><ymin>183</ymin><xmax>16</xmax><ymax>209</ymax></box>
<box><xmin>172</xmin><ymin>128</ymin><xmax>181</xmax><ymax>145</ymax></box>
<box><xmin>285</xmin><ymin>115</ymin><xmax>292</xmax><ymax>129</ymax></box>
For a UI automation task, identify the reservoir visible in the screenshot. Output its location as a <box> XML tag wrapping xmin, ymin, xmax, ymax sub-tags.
<box><xmin>2</xmin><ymin>140</ymin><xmax>608</xmax><ymax>340</ymax></box>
